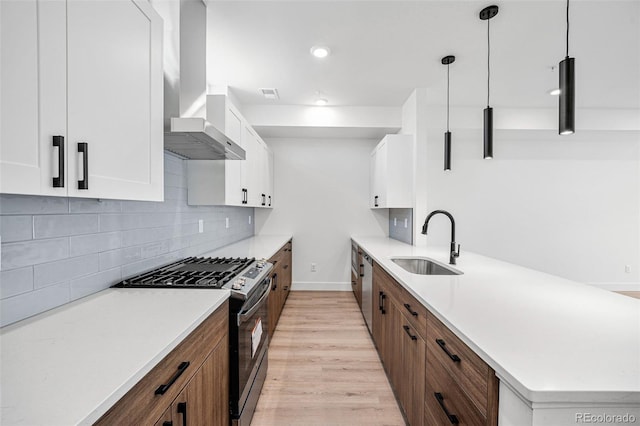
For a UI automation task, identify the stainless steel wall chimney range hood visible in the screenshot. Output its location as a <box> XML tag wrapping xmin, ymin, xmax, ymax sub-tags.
<box><xmin>156</xmin><ymin>0</ymin><xmax>245</xmax><ymax>160</ymax></box>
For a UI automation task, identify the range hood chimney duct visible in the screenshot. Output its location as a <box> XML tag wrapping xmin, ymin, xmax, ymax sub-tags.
<box><xmin>154</xmin><ymin>0</ymin><xmax>245</xmax><ymax>160</ymax></box>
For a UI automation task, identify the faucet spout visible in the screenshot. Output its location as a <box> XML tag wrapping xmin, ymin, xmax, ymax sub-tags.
<box><xmin>422</xmin><ymin>210</ymin><xmax>460</xmax><ymax>265</ymax></box>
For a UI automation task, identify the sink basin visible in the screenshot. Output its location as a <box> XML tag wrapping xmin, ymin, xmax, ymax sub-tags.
<box><xmin>391</xmin><ymin>257</ymin><xmax>463</xmax><ymax>275</ymax></box>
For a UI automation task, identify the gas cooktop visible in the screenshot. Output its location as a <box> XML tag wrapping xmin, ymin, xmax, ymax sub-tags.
<box><xmin>114</xmin><ymin>257</ymin><xmax>255</xmax><ymax>289</ymax></box>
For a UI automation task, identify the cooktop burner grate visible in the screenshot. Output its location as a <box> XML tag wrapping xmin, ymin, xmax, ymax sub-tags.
<box><xmin>114</xmin><ymin>257</ymin><xmax>255</xmax><ymax>289</ymax></box>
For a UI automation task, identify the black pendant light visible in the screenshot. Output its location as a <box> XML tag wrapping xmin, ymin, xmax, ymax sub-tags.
<box><xmin>480</xmin><ymin>5</ymin><xmax>498</xmax><ymax>160</ymax></box>
<box><xmin>559</xmin><ymin>0</ymin><xmax>575</xmax><ymax>135</ymax></box>
<box><xmin>442</xmin><ymin>55</ymin><xmax>455</xmax><ymax>171</ymax></box>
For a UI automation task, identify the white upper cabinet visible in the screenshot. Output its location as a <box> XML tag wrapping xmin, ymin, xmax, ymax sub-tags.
<box><xmin>0</xmin><ymin>0</ymin><xmax>164</xmax><ymax>201</ymax></box>
<box><xmin>370</xmin><ymin>134</ymin><xmax>413</xmax><ymax>209</ymax></box>
<box><xmin>187</xmin><ymin>95</ymin><xmax>274</xmax><ymax>208</ymax></box>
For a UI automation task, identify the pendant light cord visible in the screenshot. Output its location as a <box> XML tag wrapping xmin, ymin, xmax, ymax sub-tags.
<box><xmin>446</xmin><ymin>64</ymin><xmax>450</xmax><ymax>131</ymax></box>
<box><xmin>487</xmin><ymin>17</ymin><xmax>491</xmax><ymax>107</ymax></box>
<box><xmin>566</xmin><ymin>0</ymin><xmax>570</xmax><ymax>58</ymax></box>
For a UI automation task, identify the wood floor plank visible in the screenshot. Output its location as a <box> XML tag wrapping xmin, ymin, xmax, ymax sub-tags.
<box><xmin>251</xmin><ymin>291</ymin><xmax>404</xmax><ymax>426</ymax></box>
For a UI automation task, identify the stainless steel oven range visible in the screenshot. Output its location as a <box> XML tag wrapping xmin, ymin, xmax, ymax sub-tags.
<box><xmin>113</xmin><ymin>256</ymin><xmax>273</xmax><ymax>426</ymax></box>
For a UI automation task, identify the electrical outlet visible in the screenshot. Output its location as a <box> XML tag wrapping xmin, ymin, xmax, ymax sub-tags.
<box><xmin>625</xmin><ymin>265</ymin><xmax>631</xmax><ymax>273</ymax></box>
<box><xmin>198</xmin><ymin>219</ymin><xmax>204</xmax><ymax>233</ymax></box>
<box><xmin>311</xmin><ymin>263</ymin><xmax>317</xmax><ymax>272</ymax></box>
<box><xmin>225</xmin><ymin>217</ymin><xmax>229</xmax><ymax>229</ymax></box>
<box><xmin>404</xmin><ymin>218</ymin><xmax>408</xmax><ymax>228</ymax></box>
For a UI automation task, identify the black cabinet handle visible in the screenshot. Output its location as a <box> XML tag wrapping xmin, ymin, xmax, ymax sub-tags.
<box><xmin>404</xmin><ymin>303</ymin><xmax>418</xmax><ymax>317</ymax></box>
<box><xmin>77</xmin><ymin>142</ymin><xmax>88</xmax><ymax>190</ymax></box>
<box><xmin>352</xmin><ymin>280</ymin><xmax>356</xmax><ymax>287</ymax></box>
<box><xmin>359</xmin><ymin>264</ymin><xmax>364</xmax><ymax>277</ymax></box>
<box><xmin>374</xmin><ymin>195</ymin><xmax>379</xmax><ymax>207</ymax></box>
<box><xmin>162</xmin><ymin>422</ymin><xmax>173</xmax><ymax>426</ymax></box>
<box><xmin>283</xmin><ymin>264</ymin><xmax>289</xmax><ymax>269</ymax></box>
<box><xmin>434</xmin><ymin>392</ymin><xmax>459</xmax><ymax>424</ymax></box>
<box><xmin>177</xmin><ymin>402</ymin><xmax>187</xmax><ymax>426</ymax></box>
<box><xmin>52</xmin><ymin>136</ymin><xmax>65</xmax><ymax>188</ymax></box>
<box><xmin>261</xmin><ymin>193</ymin><xmax>266</xmax><ymax>206</ymax></box>
<box><xmin>403</xmin><ymin>325</ymin><xmax>417</xmax><ymax>341</ymax></box>
<box><xmin>271</xmin><ymin>273</ymin><xmax>277</xmax><ymax>291</ymax></box>
<box><xmin>436</xmin><ymin>339</ymin><xmax>461</xmax><ymax>363</ymax></box>
<box><xmin>283</xmin><ymin>286</ymin><xmax>288</xmax><ymax>291</ymax></box>
<box><xmin>380</xmin><ymin>292</ymin><xmax>386</xmax><ymax>314</ymax></box>
<box><xmin>155</xmin><ymin>361</ymin><xmax>190</xmax><ymax>395</ymax></box>
<box><xmin>268</xmin><ymin>195</ymin><xmax>271</xmax><ymax>206</ymax></box>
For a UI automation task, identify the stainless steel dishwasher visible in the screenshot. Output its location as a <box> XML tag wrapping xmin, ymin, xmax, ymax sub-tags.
<box><xmin>361</xmin><ymin>251</ymin><xmax>373</xmax><ymax>333</ymax></box>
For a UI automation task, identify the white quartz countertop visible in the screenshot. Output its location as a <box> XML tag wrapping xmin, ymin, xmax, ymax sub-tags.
<box><xmin>352</xmin><ymin>236</ymin><xmax>640</xmax><ymax>405</ymax></box>
<box><xmin>201</xmin><ymin>234</ymin><xmax>292</xmax><ymax>260</ymax></box>
<box><xmin>0</xmin><ymin>288</ymin><xmax>230</xmax><ymax>426</ymax></box>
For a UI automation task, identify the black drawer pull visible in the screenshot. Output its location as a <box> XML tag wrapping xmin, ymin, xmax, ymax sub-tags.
<box><xmin>283</xmin><ymin>264</ymin><xmax>289</xmax><ymax>269</ymax></box>
<box><xmin>77</xmin><ymin>142</ymin><xmax>88</xmax><ymax>190</ymax></box>
<box><xmin>359</xmin><ymin>264</ymin><xmax>364</xmax><ymax>277</ymax></box>
<box><xmin>155</xmin><ymin>361</ymin><xmax>190</xmax><ymax>395</ymax></box>
<box><xmin>434</xmin><ymin>392</ymin><xmax>459</xmax><ymax>424</ymax></box>
<box><xmin>177</xmin><ymin>401</ymin><xmax>187</xmax><ymax>425</ymax></box>
<box><xmin>268</xmin><ymin>195</ymin><xmax>272</xmax><ymax>206</ymax></box>
<box><xmin>272</xmin><ymin>273</ymin><xmax>278</xmax><ymax>291</ymax></box>
<box><xmin>163</xmin><ymin>422</ymin><xmax>173</xmax><ymax>426</ymax></box>
<box><xmin>436</xmin><ymin>339</ymin><xmax>461</xmax><ymax>363</ymax></box>
<box><xmin>379</xmin><ymin>292</ymin><xmax>386</xmax><ymax>314</ymax></box>
<box><xmin>403</xmin><ymin>325</ymin><xmax>417</xmax><ymax>341</ymax></box>
<box><xmin>374</xmin><ymin>195</ymin><xmax>379</xmax><ymax>207</ymax></box>
<box><xmin>352</xmin><ymin>280</ymin><xmax>356</xmax><ymax>286</ymax></box>
<box><xmin>283</xmin><ymin>286</ymin><xmax>289</xmax><ymax>291</ymax></box>
<box><xmin>404</xmin><ymin>303</ymin><xmax>418</xmax><ymax>317</ymax></box>
<box><xmin>52</xmin><ymin>136</ymin><xmax>65</xmax><ymax>188</ymax></box>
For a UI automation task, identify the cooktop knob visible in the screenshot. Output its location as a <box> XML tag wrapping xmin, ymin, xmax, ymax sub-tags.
<box><xmin>232</xmin><ymin>281</ymin><xmax>243</xmax><ymax>290</ymax></box>
<box><xmin>256</xmin><ymin>259</ymin><xmax>267</xmax><ymax>268</ymax></box>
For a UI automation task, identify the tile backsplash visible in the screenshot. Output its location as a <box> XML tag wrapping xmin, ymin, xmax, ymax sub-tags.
<box><xmin>389</xmin><ymin>208</ymin><xmax>413</xmax><ymax>245</ymax></box>
<box><xmin>0</xmin><ymin>153</ymin><xmax>254</xmax><ymax>326</ymax></box>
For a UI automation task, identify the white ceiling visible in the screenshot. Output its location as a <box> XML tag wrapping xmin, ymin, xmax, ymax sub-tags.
<box><xmin>205</xmin><ymin>1</ymin><xmax>640</xmax><ymax>110</ymax></box>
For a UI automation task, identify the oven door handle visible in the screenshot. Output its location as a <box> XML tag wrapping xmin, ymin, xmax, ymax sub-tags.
<box><xmin>238</xmin><ymin>280</ymin><xmax>271</xmax><ymax>326</ymax></box>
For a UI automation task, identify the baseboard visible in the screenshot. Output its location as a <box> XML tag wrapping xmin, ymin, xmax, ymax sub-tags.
<box><xmin>587</xmin><ymin>282</ymin><xmax>640</xmax><ymax>291</ymax></box>
<box><xmin>291</xmin><ymin>281</ymin><xmax>352</xmax><ymax>291</ymax></box>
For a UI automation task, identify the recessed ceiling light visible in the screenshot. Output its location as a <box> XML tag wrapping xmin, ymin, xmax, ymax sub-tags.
<box><xmin>315</xmin><ymin>98</ymin><xmax>328</xmax><ymax>106</ymax></box>
<box><xmin>310</xmin><ymin>45</ymin><xmax>330</xmax><ymax>58</ymax></box>
<box><xmin>260</xmin><ymin>88</ymin><xmax>279</xmax><ymax>100</ymax></box>
<box><xmin>549</xmin><ymin>88</ymin><xmax>561</xmax><ymax>96</ymax></box>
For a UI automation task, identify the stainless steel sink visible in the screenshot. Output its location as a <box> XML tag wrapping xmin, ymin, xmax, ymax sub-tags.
<box><xmin>391</xmin><ymin>257</ymin><xmax>463</xmax><ymax>275</ymax></box>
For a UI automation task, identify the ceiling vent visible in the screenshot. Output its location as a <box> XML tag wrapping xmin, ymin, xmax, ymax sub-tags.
<box><xmin>260</xmin><ymin>88</ymin><xmax>280</xmax><ymax>100</ymax></box>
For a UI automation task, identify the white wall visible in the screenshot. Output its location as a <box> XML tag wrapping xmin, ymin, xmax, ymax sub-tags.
<box><xmin>423</xmin><ymin>127</ymin><xmax>640</xmax><ymax>288</ymax></box>
<box><xmin>254</xmin><ymin>138</ymin><xmax>388</xmax><ymax>290</ymax></box>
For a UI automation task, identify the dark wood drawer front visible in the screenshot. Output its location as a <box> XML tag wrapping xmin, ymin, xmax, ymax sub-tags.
<box><xmin>425</xmin><ymin>354</ymin><xmax>485</xmax><ymax>426</ymax></box>
<box><xmin>427</xmin><ymin>313</ymin><xmax>490</xmax><ymax>416</ymax></box>
<box><xmin>397</xmin><ymin>290</ymin><xmax>427</xmax><ymax>341</ymax></box>
<box><xmin>96</xmin><ymin>300</ymin><xmax>229</xmax><ymax>425</ymax></box>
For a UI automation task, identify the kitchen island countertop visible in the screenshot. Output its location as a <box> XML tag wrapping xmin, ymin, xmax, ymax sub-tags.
<box><xmin>352</xmin><ymin>236</ymin><xmax>640</xmax><ymax>406</ymax></box>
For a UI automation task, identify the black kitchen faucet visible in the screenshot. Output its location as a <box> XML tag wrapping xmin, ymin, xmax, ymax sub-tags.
<box><xmin>421</xmin><ymin>210</ymin><xmax>461</xmax><ymax>265</ymax></box>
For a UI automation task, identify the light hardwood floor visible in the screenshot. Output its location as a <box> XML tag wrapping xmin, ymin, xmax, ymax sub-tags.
<box><xmin>251</xmin><ymin>291</ymin><xmax>405</xmax><ymax>426</ymax></box>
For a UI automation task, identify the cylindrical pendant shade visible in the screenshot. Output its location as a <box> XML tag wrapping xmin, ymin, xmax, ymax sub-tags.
<box><xmin>559</xmin><ymin>56</ymin><xmax>575</xmax><ymax>135</ymax></box>
<box><xmin>483</xmin><ymin>107</ymin><xmax>493</xmax><ymax>159</ymax></box>
<box><xmin>444</xmin><ymin>131</ymin><xmax>451</xmax><ymax>171</ymax></box>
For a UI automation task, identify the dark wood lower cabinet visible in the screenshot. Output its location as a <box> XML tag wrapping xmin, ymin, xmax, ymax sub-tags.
<box><xmin>154</xmin><ymin>337</ymin><xmax>228</xmax><ymax>426</ymax></box>
<box><xmin>268</xmin><ymin>239</ymin><xmax>292</xmax><ymax>339</ymax></box>
<box><xmin>370</xmin><ymin>261</ymin><xmax>498</xmax><ymax>426</ymax></box>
